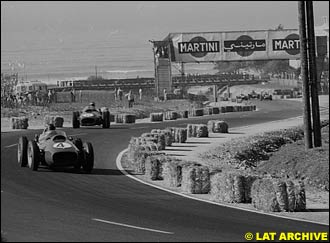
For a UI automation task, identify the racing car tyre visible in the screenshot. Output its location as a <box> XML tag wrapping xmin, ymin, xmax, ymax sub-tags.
<box><xmin>82</xmin><ymin>142</ymin><xmax>94</xmax><ymax>173</ymax></box>
<box><xmin>18</xmin><ymin>136</ymin><xmax>28</xmax><ymax>167</ymax></box>
<box><xmin>27</xmin><ymin>140</ymin><xmax>40</xmax><ymax>171</ymax></box>
<box><xmin>102</xmin><ymin>110</ymin><xmax>110</xmax><ymax>129</ymax></box>
<box><xmin>73</xmin><ymin>138</ymin><xmax>83</xmax><ymax>170</ymax></box>
<box><xmin>72</xmin><ymin>111</ymin><xmax>80</xmax><ymax>128</ymax></box>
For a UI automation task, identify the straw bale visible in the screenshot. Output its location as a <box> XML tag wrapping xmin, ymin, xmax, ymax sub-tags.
<box><xmin>286</xmin><ymin>180</ymin><xmax>296</xmax><ymax>212</ymax></box>
<box><xmin>145</xmin><ymin>156</ymin><xmax>162</xmax><ymax>180</ymax></box>
<box><xmin>242</xmin><ymin>106</ymin><xmax>250</xmax><ymax>112</ymax></box>
<box><xmin>164</xmin><ymin>111</ymin><xmax>178</xmax><ymax>120</ymax></box>
<box><xmin>294</xmin><ymin>180</ymin><xmax>306</xmax><ymax>211</ymax></box>
<box><xmin>274</xmin><ymin>179</ymin><xmax>288</xmax><ymax>212</ymax></box>
<box><xmin>243</xmin><ymin>175</ymin><xmax>258</xmax><ymax>203</ymax></box>
<box><xmin>219</xmin><ymin>107</ymin><xmax>226</xmax><ymax>113</ymax></box>
<box><xmin>150</xmin><ymin>112</ymin><xmax>163</xmax><ymax>122</ymax></box>
<box><xmin>213</xmin><ymin>121</ymin><xmax>228</xmax><ymax>133</ymax></box>
<box><xmin>212</xmin><ymin>107</ymin><xmax>220</xmax><ymax>114</ymax></box>
<box><xmin>10</xmin><ymin>117</ymin><xmax>29</xmax><ymax>129</ymax></box>
<box><xmin>179</xmin><ymin>110</ymin><xmax>188</xmax><ymax>118</ymax></box>
<box><xmin>226</xmin><ymin>106</ymin><xmax>234</xmax><ymax>112</ymax></box>
<box><xmin>207</xmin><ymin>120</ymin><xmax>216</xmax><ymax>133</ymax></box>
<box><xmin>162</xmin><ymin>161</ymin><xmax>183</xmax><ymax>187</ymax></box>
<box><xmin>123</xmin><ymin>114</ymin><xmax>136</xmax><ymax>123</ymax></box>
<box><xmin>187</xmin><ymin>124</ymin><xmax>194</xmax><ymax>137</ymax></box>
<box><xmin>115</xmin><ymin>114</ymin><xmax>123</xmax><ymax>123</ymax></box>
<box><xmin>196</xmin><ymin>125</ymin><xmax>208</xmax><ymax>138</ymax></box>
<box><xmin>181</xmin><ymin>166</ymin><xmax>196</xmax><ymax>193</ymax></box>
<box><xmin>251</xmin><ymin>179</ymin><xmax>280</xmax><ymax>212</ymax></box>
<box><xmin>176</xmin><ymin>128</ymin><xmax>187</xmax><ymax>143</ymax></box>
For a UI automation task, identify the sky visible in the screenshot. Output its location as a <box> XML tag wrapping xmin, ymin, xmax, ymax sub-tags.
<box><xmin>1</xmin><ymin>1</ymin><xmax>329</xmax><ymax>41</ymax></box>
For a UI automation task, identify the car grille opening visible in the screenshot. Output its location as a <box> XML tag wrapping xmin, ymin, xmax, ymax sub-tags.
<box><xmin>53</xmin><ymin>152</ymin><xmax>77</xmax><ymax>165</ymax></box>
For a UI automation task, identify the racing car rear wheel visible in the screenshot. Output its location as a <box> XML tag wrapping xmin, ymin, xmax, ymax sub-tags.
<box><xmin>82</xmin><ymin>142</ymin><xmax>94</xmax><ymax>173</ymax></box>
<box><xmin>18</xmin><ymin>136</ymin><xmax>28</xmax><ymax>167</ymax></box>
<box><xmin>102</xmin><ymin>110</ymin><xmax>110</xmax><ymax>129</ymax></box>
<box><xmin>27</xmin><ymin>140</ymin><xmax>40</xmax><ymax>171</ymax></box>
<box><xmin>72</xmin><ymin>111</ymin><xmax>80</xmax><ymax>128</ymax></box>
<box><xmin>73</xmin><ymin>138</ymin><xmax>83</xmax><ymax>170</ymax></box>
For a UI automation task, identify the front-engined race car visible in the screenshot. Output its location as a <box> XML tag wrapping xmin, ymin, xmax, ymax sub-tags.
<box><xmin>72</xmin><ymin>105</ymin><xmax>110</xmax><ymax>129</ymax></box>
<box><xmin>17</xmin><ymin>128</ymin><xmax>94</xmax><ymax>173</ymax></box>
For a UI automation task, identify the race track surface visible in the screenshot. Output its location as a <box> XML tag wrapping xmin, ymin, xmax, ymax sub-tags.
<box><xmin>1</xmin><ymin>100</ymin><xmax>329</xmax><ymax>242</ymax></box>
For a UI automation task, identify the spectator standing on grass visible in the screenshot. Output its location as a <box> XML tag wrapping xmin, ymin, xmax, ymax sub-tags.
<box><xmin>163</xmin><ymin>88</ymin><xmax>167</xmax><ymax>102</ymax></box>
<box><xmin>48</xmin><ymin>90</ymin><xmax>52</xmax><ymax>104</ymax></box>
<box><xmin>114</xmin><ymin>87</ymin><xmax>117</xmax><ymax>101</ymax></box>
<box><xmin>126</xmin><ymin>90</ymin><xmax>134</xmax><ymax>108</ymax></box>
<box><xmin>139</xmin><ymin>88</ymin><xmax>142</xmax><ymax>100</ymax></box>
<box><xmin>118</xmin><ymin>87</ymin><xmax>123</xmax><ymax>101</ymax></box>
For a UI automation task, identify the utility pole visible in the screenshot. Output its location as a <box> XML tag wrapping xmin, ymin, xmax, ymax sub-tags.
<box><xmin>306</xmin><ymin>1</ymin><xmax>322</xmax><ymax>147</ymax></box>
<box><xmin>298</xmin><ymin>1</ymin><xmax>313</xmax><ymax>149</ymax></box>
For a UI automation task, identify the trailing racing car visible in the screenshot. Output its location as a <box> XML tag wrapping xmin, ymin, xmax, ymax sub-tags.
<box><xmin>72</xmin><ymin>102</ymin><xmax>110</xmax><ymax>129</ymax></box>
<box><xmin>17</xmin><ymin>124</ymin><xmax>94</xmax><ymax>173</ymax></box>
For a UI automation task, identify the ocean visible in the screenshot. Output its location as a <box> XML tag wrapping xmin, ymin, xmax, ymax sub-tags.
<box><xmin>1</xmin><ymin>27</ymin><xmax>216</xmax><ymax>85</ymax></box>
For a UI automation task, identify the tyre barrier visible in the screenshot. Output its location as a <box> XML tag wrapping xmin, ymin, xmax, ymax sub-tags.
<box><xmin>212</xmin><ymin>107</ymin><xmax>220</xmax><ymax>114</ymax></box>
<box><xmin>10</xmin><ymin>117</ymin><xmax>29</xmax><ymax>129</ymax></box>
<box><xmin>150</xmin><ymin>112</ymin><xmax>164</xmax><ymax>122</ymax></box>
<box><xmin>164</xmin><ymin>111</ymin><xmax>178</xmax><ymax>120</ymax></box>
<box><xmin>44</xmin><ymin>115</ymin><xmax>64</xmax><ymax>128</ymax></box>
<box><xmin>210</xmin><ymin>172</ymin><xmax>258</xmax><ymax>203</ymax></box>
<box><xmin>251</xmin><ymin>178</ymin><xmax>306</xmax><ymax>212</ymax></box>
<box><xmin>207</xmin><ymin>120</ymin><xmax>229</xmax><ymax>133</ymax></box>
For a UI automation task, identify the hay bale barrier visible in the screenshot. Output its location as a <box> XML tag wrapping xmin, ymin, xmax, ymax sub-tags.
<box><xmin>189</xmin><ymin>108</ymin><xmax>204</xmax><ymax>117</ymax></box>
<box><xmin>162</xmin><ymin>161</ymin><xmax>183</xmax><ymax>187</ymax></box>
<box><xmin>181</xmin><ymin>165</ymin><xmax>210</xmax><ymax>194</ymax></box>
<box><xmin>210</xmin><ymin>172</ymin><xmax>257</xmax><ymax>203</ymax></box>
<box><xmin>122</xmin><ymin>114</ymin><xmax>136</xmax><ymax>123</ymax></box>
<box><xmin>150</xmin><ymin>112</ymin><xmax>163</xmax><ymax>122</ymax></box>
<box><xmin>167</xmin><ymin>127</ymin><xmax>187</xmax><ymax>143</ymax></box>
<box><xmin>10</xmin><ymin>117</ymin><xmax>29</xmax><ymax>129</ymax></box>
<box><xmin>44</xmin><ymin>115</ymin><xmax>64</xmax><ymax>127</ymax></box>
<box><xmin>178</xmin><ymin>110</ymin><xmax>188</xmax><ymax>119</ymax></box>
<box><xmin>164</xmin><ymin>111</ymin><xmax>178</xmax><ymax>120</ymax></box>
<box><xmin>208</xmin><ymin>120</ymin><xmax>228</xmax><ymax>133</ymax></box>
<box><xmin>151</xmin><ymin>129</ymin><xmax>173</xmax><ymax>146</ymax></box>
<box><xmin>251</xmin><ymin>178</ymin><xmax>306</xmax><ymax>212</ymax></box>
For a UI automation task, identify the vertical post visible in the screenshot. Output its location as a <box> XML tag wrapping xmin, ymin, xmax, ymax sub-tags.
<box><xmin>95</xmin><ymin>65</ymin><xmax>97</xmax><ymax>80</ymax></box>
<box><xmin>151</xmin><ymin>42</ymin><xmax>159</xmax><ymax>99</ymax></box>
<box><xmin>298</xmin><ymin>1</ymin><xmax>313</xmax><ymax>149</ymax></box>
<box><xmin>306</xmin><ymin>1</ymin><xmax>322</xmax><ymax>147</ymax></box>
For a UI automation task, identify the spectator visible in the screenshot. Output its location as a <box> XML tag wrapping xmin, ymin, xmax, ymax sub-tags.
<box><xmin>118</xmin><ymin>87</ymin><xmax>123</xmax><ymax>101</ymax></box>
<box><xmin>126</xmin><ymin>90</ymin><xmax>134</xmax><ymax>108</ymax></box>
<box><xmin>71</xmin><ymin>88</ymin><xmax>76</xmax><ymax>102</ymax></box>
<box><xmin>48</xmin><ymin>90</ymin><xmax>52</xmax><ymax>104</ymax></box>
<box><xmin>114</xmin><ymin>87</ymin><xmax>117</xmax><ymax>101</ymax></box>
<box><xmin>163</xmin><ymin>88</ymin><xmax>167</xmax><ymax>102</ymax></box>
<box><xmin>139</xmin><ymin>88</ymin><xmax>142</xmax><ymax>100</ymax></box>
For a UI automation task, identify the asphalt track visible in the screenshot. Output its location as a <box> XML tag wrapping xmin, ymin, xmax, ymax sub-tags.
<box><xmin>1</xmin><ymin>100</ymin><xmax>329</xmax><ymax>242</ymax></box>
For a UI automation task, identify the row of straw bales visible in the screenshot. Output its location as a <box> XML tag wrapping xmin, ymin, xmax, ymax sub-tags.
<box><xmin>207</xmin><ymin>120</ymin><xmax>229</xmax><ymax>133</ymax></box>
<box><xmin>115</xmin><ymin>114</ymin><xmax>136</xmax><ymax>123</ymax></box>
<box><xmin>10</xmin><ymin>117</ymin><xmax>29</xmax><ymax>129</ymax></box>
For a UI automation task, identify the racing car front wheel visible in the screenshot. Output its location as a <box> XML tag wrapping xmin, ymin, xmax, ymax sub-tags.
<box><xmin>72</xmin><ymin>111</ymin><xmax>80</xmax><ymax>128</ymax></box>
<box><xmin>18</xmin><ymin>136</ymin><xmax>28</xmax><ymax>167</ymax></box>
<box><xmin>27</xmin><ymin>140</ymin><xmax>40</xmax><ymax>171</ymax></box>
<box><xmin>82</xmin><ymin>142</ymin><xmax>94</xmax><ymax>173</ymax></box>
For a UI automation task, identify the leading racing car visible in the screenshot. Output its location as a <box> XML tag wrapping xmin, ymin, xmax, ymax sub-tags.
<box><xmin>72</xmin><ymin>102</ymin><xmax>110</xmax><ymax>129</ymax></box>
<box><xmin>17</xmin><ymin>124</ymin><xmax>94</xmax><ymax>173</ymax></box>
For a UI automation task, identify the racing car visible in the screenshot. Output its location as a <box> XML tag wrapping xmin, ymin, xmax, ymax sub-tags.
<box><xmin>260</xmin><ymin>92</ymin><xmax>273</xmax><ymax>100</ymax></box>
<box><xmin>17</xmin><ymin>124</ymin><xmax>94</xmax><ymax>173</ymax></box>
<box><xmin>72</xmin><ymin>102</ymin><xmax>110</xmax><ymax>129</ymax></box>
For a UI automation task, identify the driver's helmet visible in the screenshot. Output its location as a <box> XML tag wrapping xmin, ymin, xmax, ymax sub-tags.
<box><xmin>89</xmin><ymin>102</ymin><xmax>95</xmax><ymax>107</ymax></box>
<box><xmin>48</xmin><ymin>124</ymin><xmax>56</xmax><ymax>131</ymax></box>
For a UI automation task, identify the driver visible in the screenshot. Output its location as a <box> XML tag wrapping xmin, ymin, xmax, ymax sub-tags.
<box><xmin>39</xmin><ymin>124</ymin><xmax>57</xmax><ymax>142</ymax></box>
